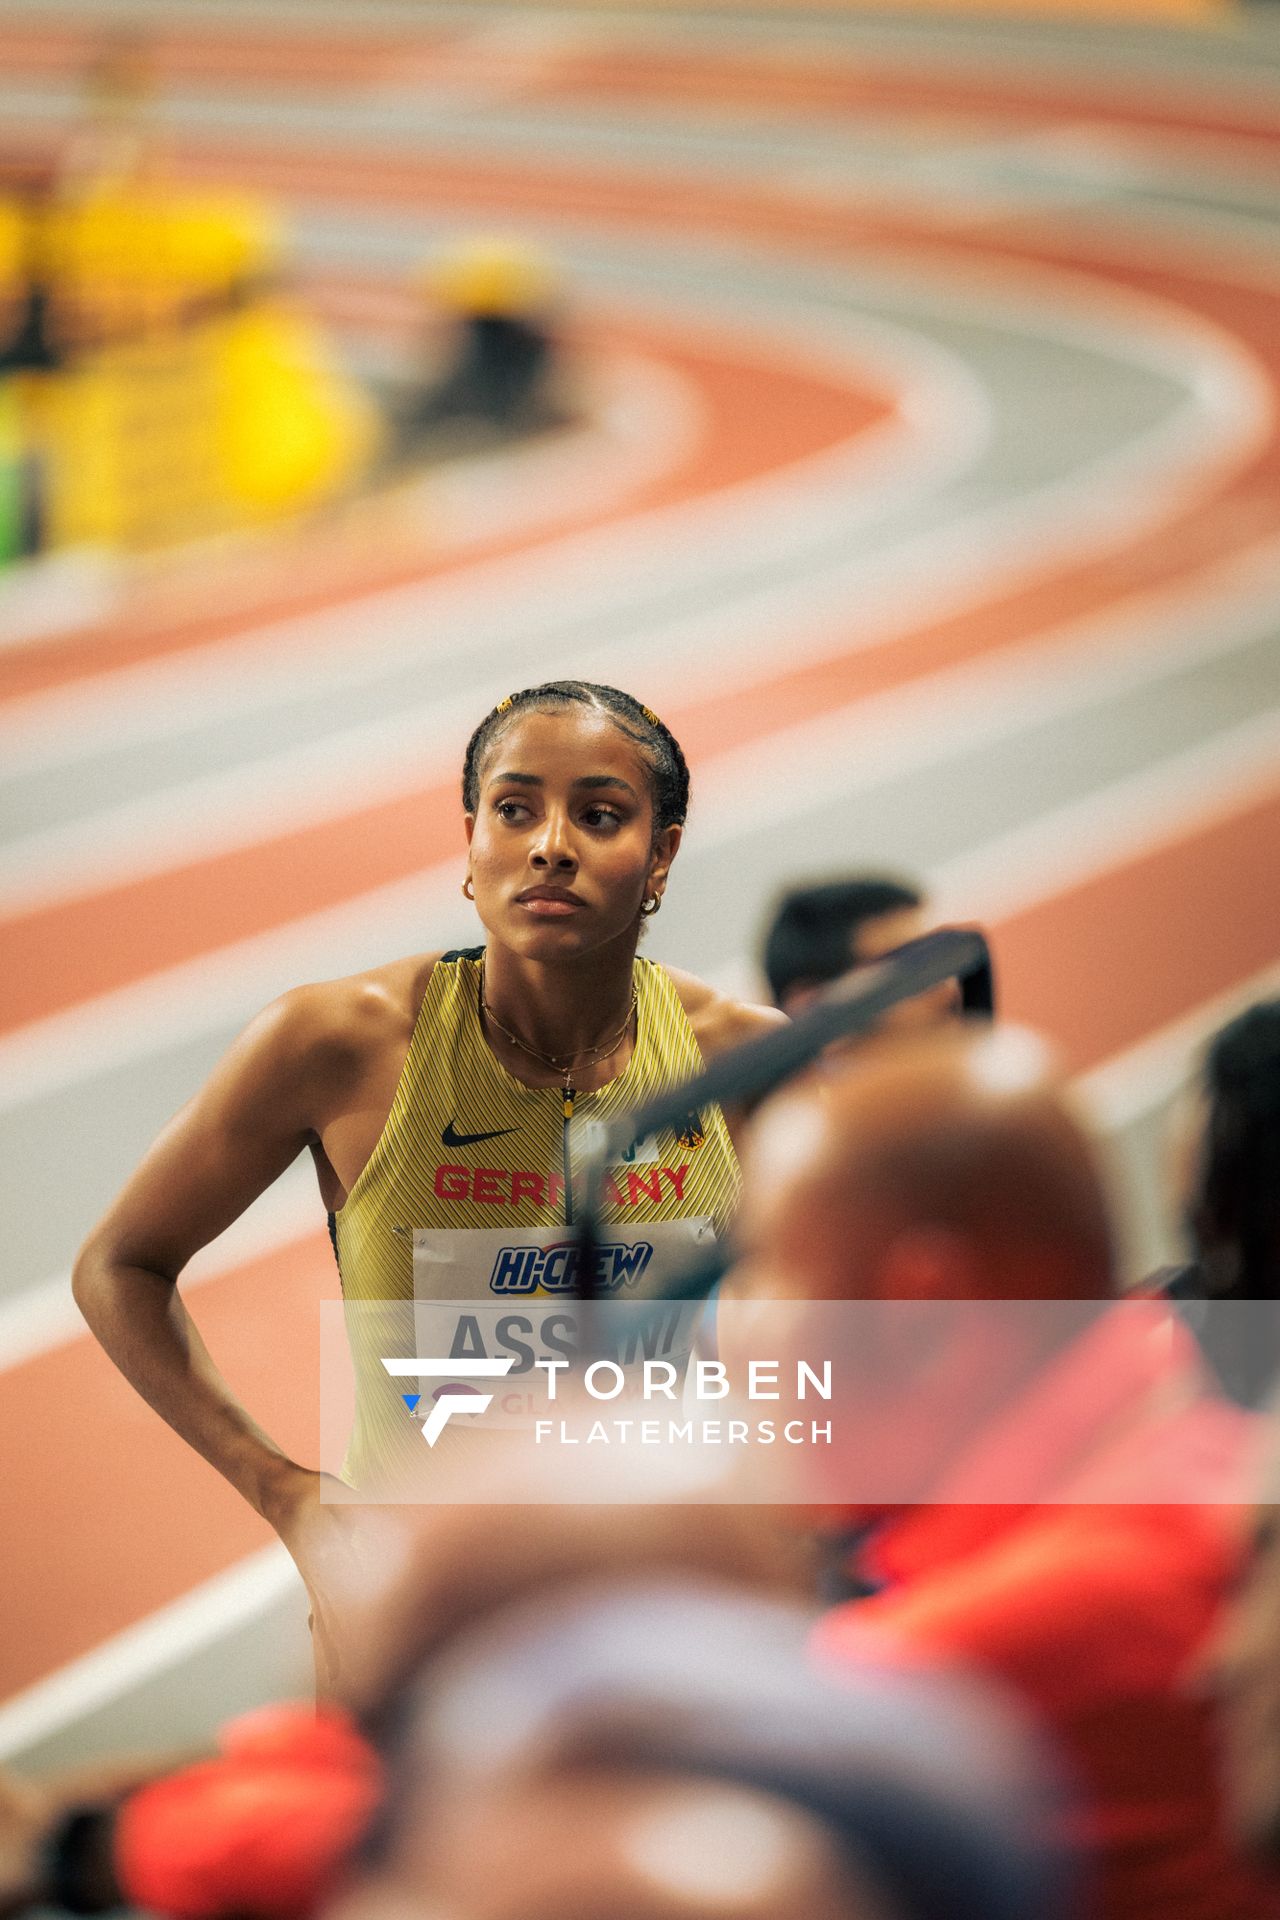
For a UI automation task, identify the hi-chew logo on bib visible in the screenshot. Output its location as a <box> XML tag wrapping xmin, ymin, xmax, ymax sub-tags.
<box><xmin>410</xmin><ymin>1219</ymin><xmax>716</xmax><ymax>1303</ymax></box>
<box><xmin>490</xmin><ymin>1239</ymin><xmax>653</xmax><ymax>1295</ymax></box>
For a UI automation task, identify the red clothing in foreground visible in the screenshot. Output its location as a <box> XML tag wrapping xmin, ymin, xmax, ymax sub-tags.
<box><xmin>115</xmin><ymin>1703</ymin><xmax>382</xmax><ymax>1920</ymax></box>
<box><xmin>815</xmin><ymin>1309</ymin><xmax>1278</xmax><ymax>1920</ymax></box>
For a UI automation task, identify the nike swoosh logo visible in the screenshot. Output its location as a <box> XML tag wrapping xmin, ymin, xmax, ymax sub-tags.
<box><xmin>441</xmin><ymin>1120</ymin><xmax>521</xmax><ymax>1148</ymax></box>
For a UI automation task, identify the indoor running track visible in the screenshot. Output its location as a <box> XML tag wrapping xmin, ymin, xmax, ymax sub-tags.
<box><xmin>2</xmin><ymin>0</ymin><xmax>1280</xmax><ymax>1765</ymax></box>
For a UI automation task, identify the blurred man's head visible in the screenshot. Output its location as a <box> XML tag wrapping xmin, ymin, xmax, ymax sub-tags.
<box><xmin>721</xmin><ymin>1028</ymin><xmax>1117</xmax><ymax>1507</ymax></box>
<box><xmin>763</xmin><ymin>877</ymin><xmax>930</xmax><ymax>1017</ymax></box>
<box><xmin>1175</xmin><ymin>998</ymin><xmax>1280</xmax><ymax>1300</ymax></box>
<box><xmin>330</xmin><ymin>1582</ymin><xmax>1067</xmax><ymax>1920</ymax></box>
<box><xmin>328</xmin><ymin>1497</ymin><xmax>802</xmax><ymax>1724</ymax></box>
<box><xmin>732</xmin><ymin>1026</ymin><xmax>1115</xmax><ymax>1307</ymax></box>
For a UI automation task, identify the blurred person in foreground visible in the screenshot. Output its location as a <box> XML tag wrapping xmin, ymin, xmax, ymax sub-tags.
<box><xmin>1152</xmin><ymin>999</ymin><xmax>1280</xmax><ymax>1404</ymax></box>
<box><xmin>761</xmin><ymin>874</ymin><xmax>962</xmax><ymax>1026</ymax></box>
<box><xmin>0</xmin><ymin>1706</ymin><xmax>379</xmax><ymax>1920</ymax></box>
<box><xmin>0</xmin><ymin>1486</ymin><xmax>791</xmax><ymax>1920</ymax></box>
<box><xmin>328</xmin><ymin>1578</ymin><xmax>1071</xmax><ymax>1920</ymax></box>
<box><xmin>723</xmin><ymin>1024</ymin><xmax>1276</xmax><ymax>1920</ymax></box>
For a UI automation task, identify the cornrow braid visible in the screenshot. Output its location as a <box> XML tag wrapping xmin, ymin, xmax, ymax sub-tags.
<box><xmin>461</xmin><ymin>681</ymin><xmax>690</xmax><ymax>832</ymax></box>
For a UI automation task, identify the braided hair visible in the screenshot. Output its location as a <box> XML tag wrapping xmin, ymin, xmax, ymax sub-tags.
<box><xmin>1193</xmin><ymin>998</ymin><xmax>1280</xmax><ymax>1298</ymax></box>
<box><xmin>461</xmin><ymin>681</ymin><xmax>690</xmax><ymax>835</ymax></box>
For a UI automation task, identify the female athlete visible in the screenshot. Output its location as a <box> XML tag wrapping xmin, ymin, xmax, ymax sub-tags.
<box><xmin>72</xmin><ymin>681</ymin><xmax>783</xmax><ymax>1666</ymax></box>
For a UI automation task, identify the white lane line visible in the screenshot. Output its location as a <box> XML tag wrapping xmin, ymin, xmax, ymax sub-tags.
<box><xmin>0</xmin><ymin>1164</ymin><xmax>326</xmax><ymax>1372</ymax></box>
<box><xmin>12</xmin><ymin>447</ymin><xmax>1280</xmax><ymax>921</ymax></box>
<box><xmin>0</xmin><ymin>316</ymin><xmax>982</xmax><ymax>914</ymax></box>
<box><xmin>0</xmin><ymin>253</ymin><xmax>1253</xmax><ymax>872</ymax></box>
<box><xmin>685</xmin><ymin>531</ymin><xmax>1280</xmax><ymax>842</ymax></box>
<box><xmin>0</xmin><ymin>298</ymin><xmax>989</xmax><ymax>767</ymax></box>
<box><xmin>3</xmin><ymin>625</ymin><xmax>1280</xmax><ymax>1121</ymax></box>
<box><xmin>1077</xmin><ymin>960</ymin><xmax>1280</xmax><ymax>1134</ymax></box>
<box><xmin>928</xmin><ymin>703</ymin><xmax>1280</xmax><ymax>930</ymax></box>
<box><xmin>359</xmin><ymin>13</ymin><xmax>588</xmax><ymax>110</ymax></box>
<box><xmin>971</xmin><ymin>187</ymin><xmax>1280</xmax><ymax>305</ymax></box>
<box><xmin>0</xmin><ymin>1545</ymin><xmax>300</xmax><ymax>1762</ymax></box>
<box><xmin>5</xmin><ymin>208</ymin><xmax>1266</xmax><ymax>890</ymax></box>
<box><xmin>0</xmin><ymin>549</ymin><xmax>122</xmax><ymax>656</ymax></box>
<box><xmin>0</xmin><ymin>861</ymin><xmax>469</xmax><ymax>1116</ymax></box>
<box><xmin>5</xmin><ymin>208</ymin><xmax>1267</xmax><ymax>773</ymax></box>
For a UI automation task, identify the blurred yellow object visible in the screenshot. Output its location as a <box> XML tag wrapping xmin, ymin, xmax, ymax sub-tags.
<box><xmin>0</xmin><ymin>381</ymin><xmax>19</xmax><ymax>452</ymax></box>
<box><xmin>0</xmin><ymin>201</ymin><xmax>25</xmax><ymax>286</ymax></box>
<box><xmin>49</xmin><ymin>188</ymin><xmax>280</xmax><ymax>321</ymax></box>
<box><xmin>0</xmin><ymin>186</ymin><xmax>375</xmax><ymax>551</ymax></box>
<box><xmin>43</xmin><ymin>304</ymin><xmax>376</xmax><ymax>547</ymax></box>
<box><xmin>427</xmin><ymin>236</ymin><xmax>559</xmax><ymax>319</ymax></box>
<box><xmin>213</xmin><ymin>300</ymin><xmax>378</xmax><ymax>519</ymax></box>
<box><xmin>42</xmin><ymin>330</ymin><xmax>218</xmax><ymax>546</ymax></box>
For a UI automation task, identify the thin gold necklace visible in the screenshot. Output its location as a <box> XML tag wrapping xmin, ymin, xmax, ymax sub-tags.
<box><xmin>480</xmin><ymin>979</ymin><xmax>637</xmax><ymax>1117</ymax></box>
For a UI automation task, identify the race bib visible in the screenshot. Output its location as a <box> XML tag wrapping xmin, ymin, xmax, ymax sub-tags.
<box><xmin>406</xmin><ymin>1221</ymin><xmax>716</xmax><ymax>1428</ymax></box>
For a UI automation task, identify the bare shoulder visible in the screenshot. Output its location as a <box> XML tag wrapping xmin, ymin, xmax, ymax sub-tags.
<box><xmin>252</xmin><ymin>953</ymin><xmax>441</xmax><ymax>1082</ymax></box>
<box><xmin>662</xmin><ymin>964</ymin><xmax>788</xmax><ymax>1062</ymax></box>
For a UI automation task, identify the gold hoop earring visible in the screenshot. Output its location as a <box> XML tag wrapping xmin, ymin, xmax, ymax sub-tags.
<box><xmin>641</xmin><ymin>894</ymin><xmax>661</xmax><ymax>917</ymax></box>
<box><xmin>462</xmin><ymin>876</ymin><xmax>475</xmax><ymax>901</ymax></box>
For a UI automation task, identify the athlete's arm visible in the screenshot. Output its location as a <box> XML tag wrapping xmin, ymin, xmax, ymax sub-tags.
<box><xmin>71</xmin><ymin>986</ymin><xmax>358</xmax><ymax>1533</ymax></box>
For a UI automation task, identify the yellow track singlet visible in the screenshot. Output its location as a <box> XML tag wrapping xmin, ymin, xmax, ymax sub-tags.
<box><xmin>332</xmin><ymin>949</ymin><xmax>741</xmax><ymax>1489</ymax></box>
